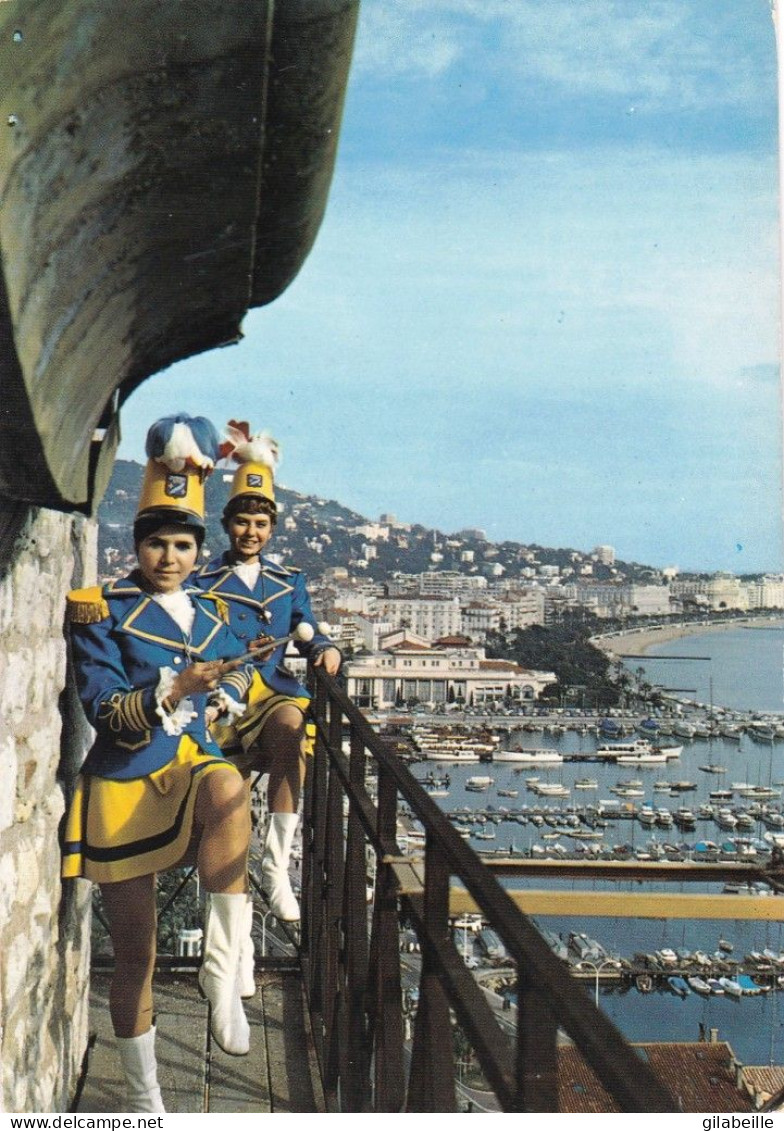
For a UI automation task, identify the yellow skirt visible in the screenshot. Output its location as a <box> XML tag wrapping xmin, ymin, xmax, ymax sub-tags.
<box><xmin>210</xmin><ymin>673</ymin><xmax>313</xmax><ymax>772</ymax></box>
<box><xmin>61</xmin><ymin>736</ymin><xmax>239</xmax><ymax>884</ymax></box>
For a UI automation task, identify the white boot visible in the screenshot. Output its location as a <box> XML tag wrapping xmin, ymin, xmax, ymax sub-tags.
<box><xmin>238</xmin><ymin>895</ymin><xmax>256</xmax><ymax>999</ymax></box>
<box><xmin>261</xmin><ymin>812</ymin><xmax>300</xmax><ymax>922</ymax></box>
<box><xmin>116</xmin><ymin>1026</ymin><xmax>166</xmax><ymax>1113</ymax></box>
<box><xmin>198</xmin><ymin>893</ymin><xmax>250</xmax><ymax>1055</ymax></box>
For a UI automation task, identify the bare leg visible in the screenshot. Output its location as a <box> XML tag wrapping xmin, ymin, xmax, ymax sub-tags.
<box><xmin>194</xmin><ymin>767</ymin><xmax>250</xmax><ymax>892</ymax></box>
<box><xmin>253</xmin><ymin>706</ymin><xmax>306</xmax><ymax>921</ymax></box>
<box><xmin>100</xmin><ymin>874</ymin><xmax>157</xmax><ymax>1038</ymax></box>
<box><xmin>262</xmin><ymin>705</ymin><xmax>306</xmax><ymax>814</ymax></box>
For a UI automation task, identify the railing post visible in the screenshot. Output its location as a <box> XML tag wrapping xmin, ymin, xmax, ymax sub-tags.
<box><xmin>516</xmin><ymin>978</ymin><xmax>559</xmax><ymax>1111</ymax></box>
<box><xmin>300</xmin><ymin>672</ymin><xmax>324</xmax><ymax>961</ymax></box>
<box><xmin>406</xmin><ymin>839</ymin><xmax>456</xmax><ymax>1112</ymax></box>
<box><xmin>322</xmin><ymin>695</ymin><xmax>347</xmax><ymax>1102</ymax></box>
<box><xmin>368</xmin><ymin>763</ymin><xmax>405</xmax><ymax>1111</ymax></box>
<box><xmin>339</xmin><ymin>727</ymin><xmax>372</xmax><ymax>1110</ymax></box>
<box><xmin>305</xmin><ymin>672</ymin><xmax>330</xmax><ymax>1032</ymax></box>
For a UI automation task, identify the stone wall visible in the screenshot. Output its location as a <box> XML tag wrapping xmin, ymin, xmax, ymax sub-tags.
<box><xmin>0</xmin><ymin>508</ymin><xmax>95</xmax><ymax>1113</ymax></box>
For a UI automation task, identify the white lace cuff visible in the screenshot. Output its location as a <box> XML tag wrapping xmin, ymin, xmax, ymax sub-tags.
<box><xmin>155</xmin><ymin>667</ymin><xmax>197</xmax><ymax>736</ymax></box>
<box><xmin>209</xmin><ymin>688</ymin><xmax>247</xmax><ymax>722</ymax></box>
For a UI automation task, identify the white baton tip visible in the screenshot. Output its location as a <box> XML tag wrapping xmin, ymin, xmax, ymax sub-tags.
<box><xmin>294</xmin><ymin>622</ymin><xmax>315</xmax><ymax>642</ymax></box>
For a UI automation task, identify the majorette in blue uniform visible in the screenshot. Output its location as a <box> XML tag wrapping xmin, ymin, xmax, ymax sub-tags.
<box><xmin>62</xmin><ymin>415</ymin><xmax>255</xmax><ymax>884</ymax></box>
<box><xmin>62</xmin><ymin>414</ymin><xmax>257</xmax><ymax>1100</ymax></box>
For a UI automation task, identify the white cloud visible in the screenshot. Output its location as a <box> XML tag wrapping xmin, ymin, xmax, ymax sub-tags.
<box><xmin>354</xmin><ymin>0</ymin><xmax>775</xmax><ymax>112</ymax></box>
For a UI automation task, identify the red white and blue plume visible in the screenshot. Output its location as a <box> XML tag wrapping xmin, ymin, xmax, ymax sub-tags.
<box><xmin>145</xmin><ymin>414</ymin><xmax>221</xmax><ymax>472</ymax></box>
<box><xmin>219</xmin><ymin>420</ymin><xmax>280</xmax><ymax>470</ymax></box>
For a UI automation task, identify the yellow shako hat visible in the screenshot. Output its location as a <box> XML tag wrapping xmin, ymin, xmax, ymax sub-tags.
<box><xmin>220</xmin><ymin>420</ymin><xmax>280</xmax><ymax>510</ymax></box>
<box><xmin>135</xmin><ymin>414</ymin><xmax>220</xmax><ymax>536</ymax></box>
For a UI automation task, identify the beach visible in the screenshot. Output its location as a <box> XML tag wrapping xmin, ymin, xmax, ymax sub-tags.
<box><xmin>593</xmin><ymin>617</ymin><xmax>783</xmax><ymax>659</ymax></box>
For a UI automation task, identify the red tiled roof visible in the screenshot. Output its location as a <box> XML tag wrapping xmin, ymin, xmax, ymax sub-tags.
<box><xmin>385</xmin><ymin>641</ymin><xmax>433</xmax><ymax>652</ymax></box>
<box><xmin>558</xmin><ymin>1043</ymin><xmax>753</xmax><ymax>1114</ymax></box>
<box><xmin>479</xmin><ymin>660</ymin><xmax>524</xmax><ymax>673</ymax></box>
<box><xmin>742</xmin><ymin>1067</ymin><xmax>784</xmax><ymax>1109</ymax></box>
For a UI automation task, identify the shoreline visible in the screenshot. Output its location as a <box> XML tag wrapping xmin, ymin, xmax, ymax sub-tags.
<box><xmin>592</xmin><ymin>616</ymin><xmax>784</xmax><ymax>659</ymax></box>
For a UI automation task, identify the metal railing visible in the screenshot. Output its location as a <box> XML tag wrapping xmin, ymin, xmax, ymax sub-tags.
<box><xmin>300</xmin><ymin>668</ymin><xmax>679</xmax><ymax>1113</ymax></box>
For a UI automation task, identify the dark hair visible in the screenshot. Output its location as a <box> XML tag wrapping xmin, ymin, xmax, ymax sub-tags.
<box><xmin>133</xmin><ymin>512</ymin><xmax>205</xmax><ymax>552</ymax></box>
<box><xmin>221</xmin><ymin>494</ymin><xmax>277</xmax><ymax>530</ymax></box>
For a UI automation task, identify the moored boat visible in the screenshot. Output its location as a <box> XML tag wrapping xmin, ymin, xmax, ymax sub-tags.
<box><xmin>617</xmin><ymin>749</ymin><xmax>669</xmax><ymax>765</ymax></box>
<box><xmin>425</xmin><ymin>749</ymin><xmax>481</xmax><ymax>763</ymax></box>
<box><xmin>465</xmin><ymin>775</ymin><xmax>494</xmax><ymax>791</ymax></box>
<box><xmin>493</xmin><ymin>748</ymin><xmax>563</xmax><ymax>764</ymax></box>
<box><xmin>667</xmin><ymin>976</ymin><xmax>691</xmax><ymax>998</ymax></box>
<box><xmin>718</xmin><ymin>976</ymin><xmax>743</xmax><ymax>998</ymax></box>
<box><xmin>531</xmin><ymin>782</ymin><xmax>570</xmax><ymax>797</ymax></box>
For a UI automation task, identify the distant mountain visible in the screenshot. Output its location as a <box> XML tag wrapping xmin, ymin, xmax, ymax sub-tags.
<box><xmin>97</xmin><ymin>460</ymin><xmax>661</xmax><ymax>583</ymax></box>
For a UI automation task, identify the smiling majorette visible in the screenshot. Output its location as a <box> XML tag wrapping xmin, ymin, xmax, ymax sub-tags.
<box><xmin>62</xmin><ymin>415</ymin><xmax>257</xmax><ymax>1111</ymax></box>
<box><xmin>192</xmin><ymin>422</ymin><xmax>341</xmax><ymax>943</ymax></box>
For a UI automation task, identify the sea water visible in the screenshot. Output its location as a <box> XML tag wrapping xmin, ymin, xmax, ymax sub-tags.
<box><xmin>638</xmin><ymin>622</ymin><xmax>784</xmax><ymax>715</ymax></box>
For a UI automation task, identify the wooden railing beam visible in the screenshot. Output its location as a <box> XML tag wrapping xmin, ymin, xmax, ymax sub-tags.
<box><xmin>302</xmin><ymin>670</ymin><xmax>679</xmax><ymax>1113</ymax></box>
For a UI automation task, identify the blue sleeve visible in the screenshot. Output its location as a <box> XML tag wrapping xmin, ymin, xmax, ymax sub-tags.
<box><xmin>69</xmin><ymin>617</ymin><xmax>159</xmax><ymax>739</ymax></box>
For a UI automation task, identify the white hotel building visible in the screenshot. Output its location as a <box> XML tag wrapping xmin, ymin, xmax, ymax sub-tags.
<box><xmin>343</xmin><ymin>630</ymin><xmax>556</xmax><ymax>709</ymax></box>
<box><xmin>375</xmin><ymin>595</ymin><xmax>462</xmax><ymax>640</ymax></box>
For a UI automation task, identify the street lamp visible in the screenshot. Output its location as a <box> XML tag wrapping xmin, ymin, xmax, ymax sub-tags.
<box><xmin>580</xmin><ymin>959</ymin><xmax>622</xmax><ymax>1007</ymax></box>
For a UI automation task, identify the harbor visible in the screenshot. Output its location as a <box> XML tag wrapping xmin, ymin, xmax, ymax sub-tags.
<box><xmin>388</xmin><ymin>710</ymin><xmax>784</xmax><ymax>873</ymax></box>
<box><xmin>379</xmin><ymin>620</ymin><xmax>784</xmax><ymax>1067</ymax></box>
<box><xmin>443</xmin><ymin>918</ymin><xmax>784</xmax><ymax>998</ymax></box>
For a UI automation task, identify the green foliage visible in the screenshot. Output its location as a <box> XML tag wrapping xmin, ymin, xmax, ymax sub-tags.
<box><xmin>487</xmin><ymin>621</ymin><xmax>621</xmax><ymax>708</ymax></box>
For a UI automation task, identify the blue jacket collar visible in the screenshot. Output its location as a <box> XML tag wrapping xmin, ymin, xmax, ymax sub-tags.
<box><xmin>108</xmin><ymin>577</ymin><xmax>225</xmax><ymax>655</ymax></box>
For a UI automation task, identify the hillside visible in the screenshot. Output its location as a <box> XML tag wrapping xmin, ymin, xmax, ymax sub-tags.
<box><xmin>98</xmin><ymin>460</ymin><xmax>661</xmax><ymax>583</ymax></box>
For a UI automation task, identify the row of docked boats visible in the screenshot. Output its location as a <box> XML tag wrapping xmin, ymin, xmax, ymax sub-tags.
<box><xmin>467</xmin><ymin>737</ymin><xmax>684</xmax><ymax>766</ymax></box>
<box><xmin>537</xmin><ymin>928</ymin><xmax>783</xmax><ymax>997</ymax></box>
<box><xmin>662</xmin><ymin>973</ymin><xmax>765</xmax><ymax>998</ymax></box>
<box><xmin>411</xmin><ymin>724</ymin><xmax>500</xmax><ymax>762</ymax></box>
<box><xmin>602</xmin><ymin>714</ymin><xmax>784</xmax><ymax>743</ymax></box>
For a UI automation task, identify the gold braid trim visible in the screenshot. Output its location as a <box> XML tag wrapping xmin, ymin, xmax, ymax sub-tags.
<box><xmin>97</xmin><ymin>689</ymin><xmax>153</xmax><ymax>733</ymax></box>
<box><xmin>222</xmin><ymin>669</ymin><xmax>253</xmax><ymax>697</ymax></box>
<box><xmin>66</xmin><ymin>587</ymin><xmax>110</xmax><ymax>624</ymax></box>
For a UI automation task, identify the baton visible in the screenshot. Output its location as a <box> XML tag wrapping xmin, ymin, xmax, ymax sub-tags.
<box><xmin>221</xmin><ymin>621</ymin><xmax>315</xmax><ymax>670</ymax></box>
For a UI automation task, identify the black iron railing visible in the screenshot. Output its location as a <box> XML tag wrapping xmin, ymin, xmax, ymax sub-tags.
<box><xmin>300</xmin><ymin>669</ymin><xmax>679</xmax><ymax>1113</ymax></box>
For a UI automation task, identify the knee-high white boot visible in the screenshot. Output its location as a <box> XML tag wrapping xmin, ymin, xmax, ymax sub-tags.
<box><xmin>238</xmin><ymin>894</ymin><xmax>256</xmax><ymax>999</ymax></box>
<box><xmin>260</xmin><ymin>812</ymin><xmax>300</xmax><ymax>922</ymax></box>
<box><xmin>198</xmin><ymin>893</ymin><xmax>250</xmax><ymax>1055</ymax></box>
<box><xmin>116</xmin><ymin>1026</ymin><xmax>166</xmax><ymax>1113</ymax></box>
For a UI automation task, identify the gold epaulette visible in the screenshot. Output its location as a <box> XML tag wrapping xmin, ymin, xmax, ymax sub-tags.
<box><xmin>66</xmin><ymin>586</ymin><xmax>110</xmax><ymax>624</ymax></box>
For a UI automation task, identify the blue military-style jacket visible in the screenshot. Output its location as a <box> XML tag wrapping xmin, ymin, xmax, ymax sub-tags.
<box><xmin>67</xmin><ymin>573</ymin><xmax>254</xmax><ymax>780</ymax></box>
<box><xmin>191</xmin><ymin>552</ymin><xmax>334</xmax><ymax>698</ymax></box>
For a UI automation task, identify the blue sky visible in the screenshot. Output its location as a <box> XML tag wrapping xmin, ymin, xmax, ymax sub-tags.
<box><xmin>120</xmin><ymin>0</ymin><xmax>782</xmax><ymax>574</ymax></box>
